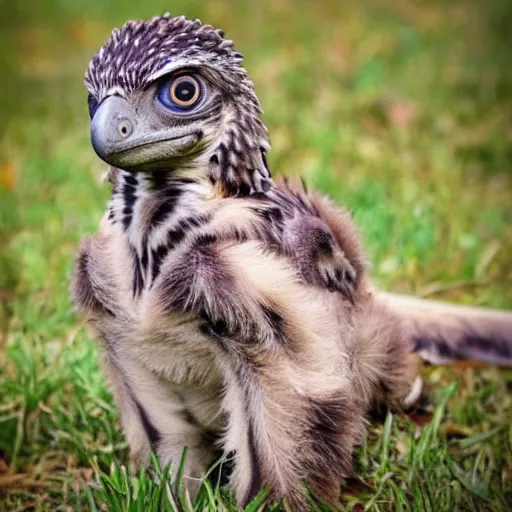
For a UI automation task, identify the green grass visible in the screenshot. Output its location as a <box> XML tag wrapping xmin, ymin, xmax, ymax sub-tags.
<box><xmin>1</xmin><ymin>0</ymin><xmax>511</xmax><ymax>510</ymax></box>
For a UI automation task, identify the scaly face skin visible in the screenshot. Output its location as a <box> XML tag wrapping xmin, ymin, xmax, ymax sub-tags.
<box><xmin>86</xmin><ymin>14</ymin><xmax>271</xmax><ymax>194</ymax></box>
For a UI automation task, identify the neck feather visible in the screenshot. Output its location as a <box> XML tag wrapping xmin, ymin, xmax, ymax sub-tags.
<box><xmin>107</xmin><ymin>169</ymin><xmax>211</xmax><ymax>293</ymax></box>
<box><xmin>201</xmin><ymin>103</ymin><xmax>273</xmax><ymax>197</ymax></box>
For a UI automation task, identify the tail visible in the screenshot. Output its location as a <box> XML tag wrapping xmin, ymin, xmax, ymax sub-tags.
<box><xmin>378</xmin><ymin>292</ymin><xmax>512</xmax><ymax>367</ymax></box>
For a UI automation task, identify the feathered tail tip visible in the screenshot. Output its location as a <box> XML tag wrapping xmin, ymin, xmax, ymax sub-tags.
<box><xmin>378</xmin><ymin>292</ymin><xmax>512</xmax><ymax>367</ymax></box>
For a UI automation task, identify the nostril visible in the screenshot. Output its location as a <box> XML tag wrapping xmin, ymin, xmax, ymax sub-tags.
<box><xmin>118</xmin><ymin>119</ymin><xmax>133</xmax><ymax>138</ymax></box>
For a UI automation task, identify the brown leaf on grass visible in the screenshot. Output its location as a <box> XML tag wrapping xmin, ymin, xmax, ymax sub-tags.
<box><xmin>442</xmin><ymin>421</ymin><xmax>473</xmax><ymax>440</ymax></box>
<box><xmin>387</xmin><ymin>100</ymin><xmax>416</xmax><ymax>127</ymax></box>
<box><xmin>405</xmin><ymin>409</ymin><xmax>433</xmax><ymax>426</ymax></box>
<box><xmin>0</xmin><ymin>451</ymin><xmax>9</xmax><ymax>474</ymax></box>
<box><xmin>0</xmin><ymin>163</ymin><xmax>15</xmax><ymax>190</ymax></box>
<box><xmin>343</xmin><ymin>477</ymin><xmax>375</xmax><ymax>495</ymax></box>
<box><xmin>352</xmin><ymin>505</ymin><xmax>365</xmax><ymax>512</ymax></box>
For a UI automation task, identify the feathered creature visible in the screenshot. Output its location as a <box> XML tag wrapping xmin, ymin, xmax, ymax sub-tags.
<box><xmin>72</xmin><ymin>13</ymin><xmax>512</xmax><ymax>509</ymax></box>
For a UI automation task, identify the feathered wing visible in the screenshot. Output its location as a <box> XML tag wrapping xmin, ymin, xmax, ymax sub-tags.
<box><xmin>287</xmin><ymin>179</ymin><xmax>512</xmax><ymax>369</ymax></box>
<box><xmin>147</xmin><ymin>198</ymin><xmax>411</xmax><ymax>509</ymax></box>
<box><xmin>378</xmin><ymin>292</ymin><xmax>512</xmax><ymax>367</ymax></box>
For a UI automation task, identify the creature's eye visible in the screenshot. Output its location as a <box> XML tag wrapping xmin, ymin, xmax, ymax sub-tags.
<box><xmin>157</xmin><ymin>74</ymin><xmax>203</xmax><ymax>112</ymax></box>
<box><xmin>88</xmin><ymin>93</ymin><xmax>99</xmax><ymax>119</ymax></box>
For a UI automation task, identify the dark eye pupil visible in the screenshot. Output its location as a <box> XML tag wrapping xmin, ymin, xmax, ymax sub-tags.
<box><xmin>175</xmin><ymin>81</ymin><xmax>195</xmax><ymax>102</ymax></box>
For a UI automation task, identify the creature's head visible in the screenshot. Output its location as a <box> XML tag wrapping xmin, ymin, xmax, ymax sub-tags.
<box><xmin>86</xmin><ymin>13</ymin><xmax>271</xmax><ymax>195</ymax></box>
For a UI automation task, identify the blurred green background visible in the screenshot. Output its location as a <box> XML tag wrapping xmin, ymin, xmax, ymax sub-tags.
<box><xmin>0</xmin><ymin>0</ymin><xmax>511</xmax><ymax>510</ymax></box>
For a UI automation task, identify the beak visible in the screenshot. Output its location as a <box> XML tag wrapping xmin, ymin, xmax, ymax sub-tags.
<box><xmin>90</xmin><ymin>96</ymin><xmax>200</xmax><ymax>171</ymax></box>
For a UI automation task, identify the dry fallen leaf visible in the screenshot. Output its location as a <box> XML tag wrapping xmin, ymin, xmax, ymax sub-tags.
<box><xmin>387</xmin><ymin>100</ymin><xmax>417</xmax><ymax>127</ymax></box>
<box><xmin>405</xmin><ymin>409</ymin><xmax>433</xmax><ymax>426</ymax></box>
<box><xmin>442</xmin><ymin>421</ymin><xmax>473</xmax><ymax>439</ymax></box>
<box><xmin>0</xmin><ymin>163</ymin><xmax>15</xmax><ymax>190</ymax></box>
<box><xmin>0</xmin><ymin>451</ymin><xmax>9</xmax><ymax>475</ymax></box>
<box><xmin>343</xmin><ymin>477</ymin><xmax>375</xmax><ymax>495</ymax></box>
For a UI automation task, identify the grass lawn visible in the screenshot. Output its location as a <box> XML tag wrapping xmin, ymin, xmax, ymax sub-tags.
<box><xmin>1</xmin><ymin>0</ymin><xmax>511</xmax><ymax>510</ymax></box>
